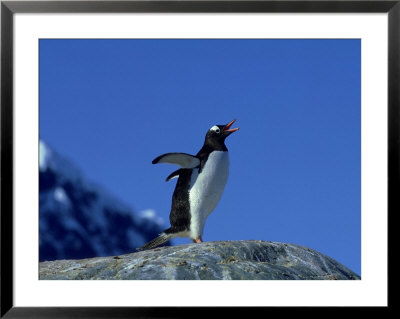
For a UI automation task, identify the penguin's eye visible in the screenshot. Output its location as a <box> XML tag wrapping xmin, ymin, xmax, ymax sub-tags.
<box><xmin>210</xmin><ymin>125</ymin><xmax>221</xmax><ymax>134</ymax></box>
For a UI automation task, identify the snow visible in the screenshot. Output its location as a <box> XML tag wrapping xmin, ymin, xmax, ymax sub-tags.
<box><xmin>39</xmin><ymin>140</ymin><xmax>51</xmax><ymax>171</ymax></box>
<box><xmin>39</xmin><ymin>139</ymin><xmax>168</xmax><ymax>261</ymax></box>
<box><xmin>53</xmin><ymin>187</ymin><xmax>70</xmax><ymax>205</ymax></box>
<box><xmin>39</xmin><ymin>139</ymin><xmax>82</xmax><ymax>182</ymax></box>
<box><xmin>140</xmin><ymin>209</ymin><xmax>164</xmax><ymax>226</ymax></box>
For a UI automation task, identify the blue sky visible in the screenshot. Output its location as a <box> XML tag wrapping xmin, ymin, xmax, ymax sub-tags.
<box><xmin>39</xmin><ymin>39</ymin><xmax>361</xmax><ymax>275</ymax></box>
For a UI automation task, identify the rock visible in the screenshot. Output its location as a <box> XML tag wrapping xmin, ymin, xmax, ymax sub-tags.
<box><xmin>39</xmin><ymin>140</ymin><xmax>168</xmax><ymax>262</ymax></box>
<box><xmin>39</xmin><ymin>240</ymin><xmax>360</xmax><ymax>280</ymax></box>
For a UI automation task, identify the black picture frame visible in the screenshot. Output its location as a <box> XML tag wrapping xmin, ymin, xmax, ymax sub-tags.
<box><xmin>1</xmin><ymin>0</ymin><xmax>395</xmax><ymax>317</ymax></box>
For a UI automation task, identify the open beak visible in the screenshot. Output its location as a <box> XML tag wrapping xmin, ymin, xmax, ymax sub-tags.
<box><xmin>223</xmin><ymin>119</ymin><xmax>239</xmax><ymax>133</ymax></box>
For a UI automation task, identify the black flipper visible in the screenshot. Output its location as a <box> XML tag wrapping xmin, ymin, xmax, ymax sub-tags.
<box><xmin>165</xmin><ymin>169</ymin><xmax>181</xmax><ymax>182</ymax></box>
<box><xmin>152</xmin><ymin>152</ymin><xmax>200</xmax><ymax>168</ymax></box>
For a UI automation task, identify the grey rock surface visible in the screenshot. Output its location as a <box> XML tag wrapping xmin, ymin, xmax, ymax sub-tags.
<box><xmin>39</xmin><ymin>240</ymin><xmax>360</xmax><ymax>280</ymax></box>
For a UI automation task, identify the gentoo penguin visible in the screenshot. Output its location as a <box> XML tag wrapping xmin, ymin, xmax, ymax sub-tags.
<box><xmin>137</xmin><ymin>119</ymin><xmax>239</xmax><ymax>251</ymax></box>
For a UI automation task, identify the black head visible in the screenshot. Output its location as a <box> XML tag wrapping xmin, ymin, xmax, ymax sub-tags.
<box><xmin>203</xmin><ymin>119</ymin><xmax>239</xmax><ymax>151</ymax></box>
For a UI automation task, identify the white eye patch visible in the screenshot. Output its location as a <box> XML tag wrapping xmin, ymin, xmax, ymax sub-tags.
<box><xmin>210</xmin><ymin>125</ymin><xmax>220</xmax><ymax>133</ymax></box>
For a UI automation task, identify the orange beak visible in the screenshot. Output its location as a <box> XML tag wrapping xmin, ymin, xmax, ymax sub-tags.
<box><xmin>223</xmin><ymin>119</ymin><xmax>239</xmax><ymax>133</ymax></box>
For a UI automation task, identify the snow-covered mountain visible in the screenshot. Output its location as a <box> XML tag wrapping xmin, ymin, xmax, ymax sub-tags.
<box><xmin>39</xmin><ymin>140</ymin><xmax>168</xmax><ymax>262</ymax></box>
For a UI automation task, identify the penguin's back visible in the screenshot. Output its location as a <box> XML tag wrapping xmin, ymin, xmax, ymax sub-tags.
<box><xmin>168</xmin><ymin>168</ymin><xmax>192</xmax><ymax>234</ymax></box>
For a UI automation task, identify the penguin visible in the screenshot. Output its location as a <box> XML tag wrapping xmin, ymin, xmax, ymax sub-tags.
<box><xmin>137</xmin><ymin>119</ymin><xmax>239</xmax><ymax>251</ymax></box>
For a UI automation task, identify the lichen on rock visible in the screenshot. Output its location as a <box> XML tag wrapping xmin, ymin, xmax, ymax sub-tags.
<box><xmin>39</xmin><ymin>240</ymin><xmax>360</xmax><ymax>280</ymax></box>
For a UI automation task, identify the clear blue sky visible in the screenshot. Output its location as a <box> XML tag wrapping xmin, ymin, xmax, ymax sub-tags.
<box><xmin>39</xmin><ymin>39</ymin><xmax>361</xmax><ymax>275</ymax></box>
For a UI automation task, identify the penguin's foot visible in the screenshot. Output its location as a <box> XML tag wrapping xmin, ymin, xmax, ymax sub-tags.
<box><xmin>192</xmin><ymin>236</ymin><xmax>203</xmax><ymax>244</ymax></box>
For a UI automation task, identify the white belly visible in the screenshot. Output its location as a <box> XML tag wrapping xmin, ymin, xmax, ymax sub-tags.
<box><xmin>188</xmin><ymin>151</ymin><xmax>229</xmax><ymax>239</ymax></box>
